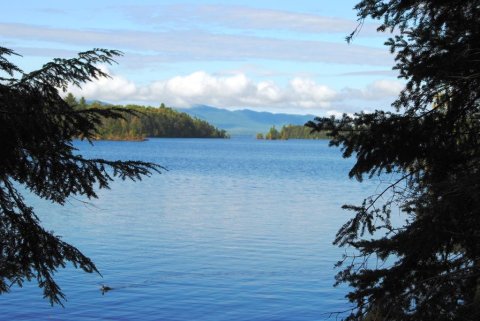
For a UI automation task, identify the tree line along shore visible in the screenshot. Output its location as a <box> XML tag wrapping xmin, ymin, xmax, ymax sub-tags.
<box><xmin>66</xmin><ymin>93</ymin><xmax>328</xmax><ymax>141</ymax></box>
<box><xmin>64</xmin><ymin>93</ymin><xmax>229</xmax><ymax>140</ymax></box>
<box><xmin>256</xmin><ymin>124</ymin><xmax>329</xmax><ymax>140</ymax></box>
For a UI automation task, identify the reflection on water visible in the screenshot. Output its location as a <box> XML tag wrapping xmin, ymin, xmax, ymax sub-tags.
<box><xmin>5</xmin><ymin>138</ymin><xmax>380</xmax><ymax>320</ymax></box>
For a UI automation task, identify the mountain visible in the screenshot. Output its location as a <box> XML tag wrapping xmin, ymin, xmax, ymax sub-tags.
<box><xmin>175</xmin><ymin>105</ymin><xmax>316</xmax><ymax>135</ymax></box>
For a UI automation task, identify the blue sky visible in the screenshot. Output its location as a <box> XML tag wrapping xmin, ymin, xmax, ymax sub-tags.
<box><xmin>2</xmin><ymin>0</ymin><xmax>403</xmax><ymax>115</ymax></box>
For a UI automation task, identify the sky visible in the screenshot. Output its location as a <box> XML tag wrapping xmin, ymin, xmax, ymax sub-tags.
<box><xmin>2</xmin><ymin>0</ymin><xmax>403</xmax><ymax>116</ymax></box>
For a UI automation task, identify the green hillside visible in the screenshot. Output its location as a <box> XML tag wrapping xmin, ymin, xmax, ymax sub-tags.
<box><xmin>65</xmin><ymin>95</ymin><xmax>228</xmax><ymax>140</ymax></box>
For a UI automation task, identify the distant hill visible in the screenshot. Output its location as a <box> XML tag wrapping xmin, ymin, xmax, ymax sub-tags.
<box><xmin>176</xmin><ymin>105</ymin><xmax>316</xmax><ymax>135</ymax></box>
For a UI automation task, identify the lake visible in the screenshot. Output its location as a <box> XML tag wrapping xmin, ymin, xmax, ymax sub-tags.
<box><xmin>4</xmin><ymin>137</ymin><xmax>381</xmax><ymax>320</ymax></box>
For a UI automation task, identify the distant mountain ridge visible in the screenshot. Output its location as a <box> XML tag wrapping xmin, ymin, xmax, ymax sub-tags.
<box><xmin>176</xmin><ymin>105</ymin><xmax>316</xmax><ymax>135</ymax></box>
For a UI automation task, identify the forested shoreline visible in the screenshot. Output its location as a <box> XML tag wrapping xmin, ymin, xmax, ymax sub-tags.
<box><xmin>256</xmin><ymin>124</ymin><xmax>329</xmax><ymax>140</ymax></box>
<box><xmin>65</xmin><ymin>94</ymin><xmax>229</xmax><ymax>140</ymax></box>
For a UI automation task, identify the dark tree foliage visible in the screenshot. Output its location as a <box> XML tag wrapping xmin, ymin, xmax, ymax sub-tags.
<box><xmin>0</xmin><ymin>47</ymin><xmax>162</xmax><ymax>305</ymax></box>
<box><xmin>276</xmin><ymin>124</ymin><xmax>329</xmax><ymax>140</ymax></box>
<box><xmin>92</xmin><ymin>103</ymin><xmax>229</xmax><ymax>140</ymax></box>
<box><xmin>307</xmin><ymin>1</ymin><xmax>480</xmax><ymax>320</ymax></box>
<box><xmin>257</xmin><ymin>124</ymin><xmax>329</xmax><ymax>140</ymax></box>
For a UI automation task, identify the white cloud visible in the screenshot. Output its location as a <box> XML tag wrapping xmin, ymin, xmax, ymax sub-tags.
<box><xmin>146</xmin><ymin>72</ymin><xmax>292</xmax><ymax>107</ymax></box>
<box><xmin>342</xmin><ymin>79</ymin><xmax>404</xmax><ymax>100</ymax></box>
<box><xmin>70</xmin><ymin>68</ymin><xmax>402</xmax><ymax>113</ymax></box>
<box><xmin>289</xmin><ymin>77</ymin><xmax>337</xmax><ymax>108</ymax></box>
<box><xmin>70</xmin><ymin>66</ymin><xmax>137</xmax><ymax>101</ymax></box>
<box><xmin>370</xmin><ymin>79</ymin><xmax>404</xmax><ymax>96</ymax></box>
<box><xmin>163</xmin><ymin>72</ymin><xmax>249</xmax><ymax>98</ymax></box>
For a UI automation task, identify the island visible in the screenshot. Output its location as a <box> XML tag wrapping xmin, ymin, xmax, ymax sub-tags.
<box><xmin>65</xmin><ymin>94</ymin><xmax>229</xmax><ymax>140</ymax></box>
<box><xmin>257</xmin><ymin>125</ymin><xmax>329</xmax><ymax>140</ymax></box>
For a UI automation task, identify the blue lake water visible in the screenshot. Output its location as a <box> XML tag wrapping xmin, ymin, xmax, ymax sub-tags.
<box><xmin>3</xmin><ymin>137</ymin><xmax>383</xmax><ymax>320</ymax></box>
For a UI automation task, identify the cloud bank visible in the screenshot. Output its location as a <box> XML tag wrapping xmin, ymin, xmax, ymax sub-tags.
<box><xmin>70</xmin><ymin>68</ymin><xmax>403</xmax><ymax>112</ymax></box>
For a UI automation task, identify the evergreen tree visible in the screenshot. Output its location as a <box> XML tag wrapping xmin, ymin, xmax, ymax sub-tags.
<box><xmin>78</xmin><ymin>96</ymin><xmax>87</xmax><ymax>109</ymax></box>
<box><xmin>0</xmin><ymin>47</ymin><xmax>162</xmax><ymax>305</ymax></box>
<box><xmin>64</xmin><ymin>92</ymin><xmax>77</xmax><ymax>107</ymax></box>
<box><xmin>265</xmin><ymin>125</ymin><xmax>280</xmax><ymax>140</ymax></box>
<box><xmin>308</xmin><ymin>1</ymin><xmax>480</xmax><ymax>320</ymax></box>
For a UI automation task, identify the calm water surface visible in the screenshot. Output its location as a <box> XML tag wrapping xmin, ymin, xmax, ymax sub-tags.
<box><xmin>4</xmin><ymin>138</ymin><xmax>381</xmax><ymax>320</ymax></box>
